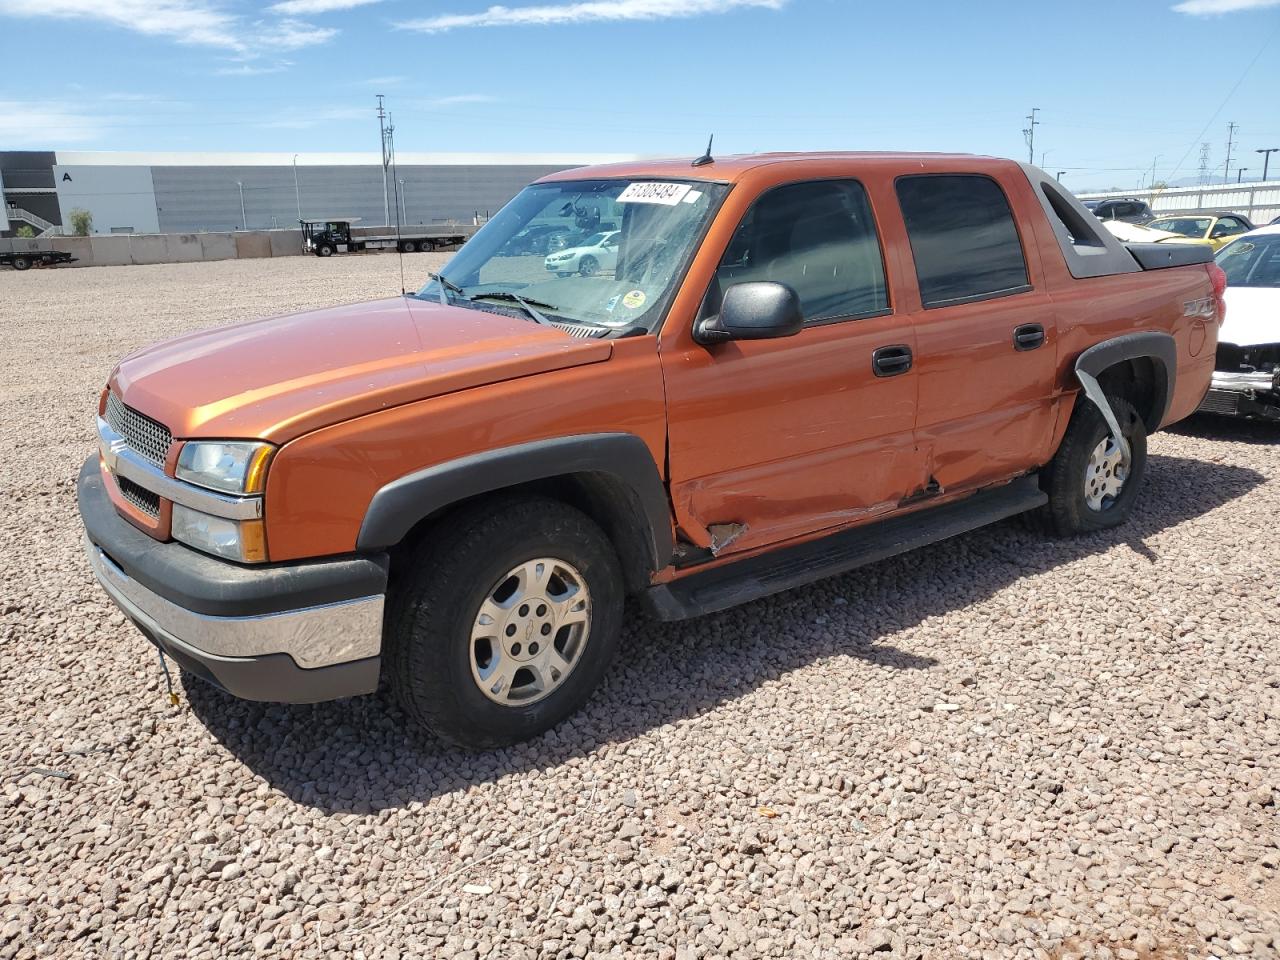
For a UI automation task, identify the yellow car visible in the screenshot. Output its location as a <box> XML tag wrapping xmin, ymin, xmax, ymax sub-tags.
<box><xmin>1145</xmin><ymin>212</ymin><xmax>1255</xmax><ymax>250</ymax></box>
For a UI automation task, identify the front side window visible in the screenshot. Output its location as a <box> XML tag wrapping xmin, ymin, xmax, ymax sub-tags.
<box><xmin>713</xmin><ymin>179</ymin><xmax>888</xmax><ymax>324</ymax></box>
<box><xmin>1151</xmin><ymin>217</ymin><xmax>1213</xmax><ymax>238</ymax></box>
<box><xmin>896</xmin><ymin>174</ymin><xmax>1030</xmax><ymax>308</ymax></box>
<box><xmin>424</xmin><ymin>178</ymin><xmax>726</xmax><ymax>335</ymax></box>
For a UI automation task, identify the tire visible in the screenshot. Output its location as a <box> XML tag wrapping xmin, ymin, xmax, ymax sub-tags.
<box><xmin>12</xmin><ymin>256</ymin><xmax>31</xmax><ymax>271</ymax></box>
<box><xmin>401</xmin><ymin>241</ymin><xmax>417</xmax><ymax>253</ymax></box>
<box><xmin>578</xmin><ymin>255</ymin><xmax>599</xmax><ymax>277</ymax></box>
<box><xmin>1041</xmin><ymin>393</ymin><xmax>1148</xmax><ymax>536</ymax></box>
<box><xmin>388</xmin><ymin>496</ymin><xmax>624</xmax><ymax>749</ymax></box>
<box><xmin>316</xmin><ymin>244</ymin><xmax>333</xmax><ymax>258</ymax></box>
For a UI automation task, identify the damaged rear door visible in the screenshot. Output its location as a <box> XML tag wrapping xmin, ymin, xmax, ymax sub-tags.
<box><xmin>661</xmin><ymin>177</ymin><xmax>925</xmax><ymax>557</ymax></box>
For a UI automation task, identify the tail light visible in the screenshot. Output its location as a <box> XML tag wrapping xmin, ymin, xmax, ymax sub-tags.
<box><xmin>1207</xmin><ymin>262</ymin><xmax>1227</xmax><ymax>324</ymax></box>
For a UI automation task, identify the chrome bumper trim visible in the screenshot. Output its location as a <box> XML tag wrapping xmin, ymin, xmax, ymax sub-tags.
<box><xmin>96</xmin><ymin>417</ymin><xmax>263</xmax><ymax>520</ymax></box>
<box><xmin>1210</xmin><ymin>370</ymin><xmax>1276</xmax><ymax>393</ymax></box>
<box><xmin>85</xmin><ymin>537</ymin><xmax>384</xmax><ymax>669</ymax></box>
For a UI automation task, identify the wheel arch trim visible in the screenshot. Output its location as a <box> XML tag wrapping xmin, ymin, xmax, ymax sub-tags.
<box><xmin>355</xmin><ymin>433</ymin><xmax>674</xmax><ymax>571</ymax></box>
<box><xmin>1074</xmin><ymin>331</ymin><xmax>1178</xmax><ymax>434</ymax></box>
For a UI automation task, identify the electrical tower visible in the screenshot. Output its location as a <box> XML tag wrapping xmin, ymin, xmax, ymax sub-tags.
<box><xmin>1022</xmin><ymin>107</ymin><xmax>1040</xmax><ymax>165</ymax></box>
<box><xmin>1223</xmin><ymin>122</ymin><xmax>1238</xmax><ymax>184</ymax></box>
<box><xmin>1197</xmin><ymin>143</ymin><xmax>1211</xmax><ymax>186</ymax></box>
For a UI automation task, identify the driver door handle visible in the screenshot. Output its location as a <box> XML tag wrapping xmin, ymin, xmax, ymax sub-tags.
<box><xmin>1013</xmin><ymin>323</ymin><xmax>1046</xmax><ymax>351</ymax></box>
<box><xmin>872</xmin><ymin>344</ymin><xmax>913</xmax><ymax>378</ymax></box>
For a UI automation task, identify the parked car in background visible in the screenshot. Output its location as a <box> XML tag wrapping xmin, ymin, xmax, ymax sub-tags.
<box><xmin>79</xmin><ymin>154</ymin><xmax>1221</xmax><ymax>748</ymax></box>
<box><xmin>1083</xmin><ymin>198</ymin><xmax>1154</xmax><ymax>223</ymax></box>
<box><xmin>544</xmin><ymin>229</ymin><xmax>620</xmax><ymax>277</ymax></box>
<box><xmin>1099</xmin><ymin>220</ymin><xmax>1182</xmax><ymax>244</ymax></box>
<box><xmin>1197</xmin><ymin>225</ymin><xmax>1280</xmax><ymax>420</ymax></box>
<box><xmin>1146</xmin><ymin>212</ymin><xmax>1255</xmax><ymax>251</ymax></box>
<box><xmin>500</xmin><ymin>223</ymin><xmax>577</xmax><ymax>256</ymax></box>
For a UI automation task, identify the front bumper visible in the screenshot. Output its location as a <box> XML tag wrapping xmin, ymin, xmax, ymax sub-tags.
<box><xmin>1197</xmin><ymin>370</ymin><xmax>1280</xmax><ymax>420</ymax></box>
<box><xmin>78</xmin><ymin>456</ymin><xmax>388</xmax><ymax>703</ymax></box>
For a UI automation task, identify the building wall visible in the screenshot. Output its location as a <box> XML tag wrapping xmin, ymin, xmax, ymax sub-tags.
<box><xmin>148</xmin><ymin>163</ymin><xmax>574</xmax><ymax>233</ymax></box>
<box><xmin>52</xmin><ymin>165</ymin><xmax>160</xmax><ymax>234</ymax></box>
<box><xmin>1</xmin><ymin>151</ymin><xmax>61</xmax><ymax>237</ymax></box>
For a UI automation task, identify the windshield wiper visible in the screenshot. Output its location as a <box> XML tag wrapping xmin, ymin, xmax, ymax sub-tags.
<box><xmin>427</xmin><ymin>272</ymin><xmax>468</xmax><ymax>305</ymax></box>
<box><xmin>469</xmin><ymin>291</ymin><xmax>560</xmax><ymax>326</ymax></box>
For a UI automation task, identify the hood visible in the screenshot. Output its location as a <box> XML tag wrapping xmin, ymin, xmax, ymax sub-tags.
<box><xmin>1219</xmin><ymin>286</ymin><xmax>1280</xmax><ymax>348</ymax></box>
<box><xmin>110</xmin><ymin>297</ymin><xmax>612</xmax><ymax>443</ymax></box>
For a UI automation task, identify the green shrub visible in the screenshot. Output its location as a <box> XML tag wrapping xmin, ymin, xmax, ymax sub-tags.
<box><xmin>69</xmin><ymin>209</ymin><xmax>93</xmax><ymax>237</ymax></box>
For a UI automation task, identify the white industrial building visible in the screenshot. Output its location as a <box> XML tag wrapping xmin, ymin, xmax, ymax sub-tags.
<box><xmin>2</xmin><ymin>150</ymin><xmax>642</xmax><ymax>237</ymax></box>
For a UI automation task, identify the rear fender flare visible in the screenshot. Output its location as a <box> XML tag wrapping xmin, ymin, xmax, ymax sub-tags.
<box><xmin>356</xmin><ymin>433</ymin><xmax>674</xmax><ymax>572</ymax></box>
<box><xmin>1074</xmin><ymin>332</ymin><xmax>1177</xmax><ymax>452</ymax></box>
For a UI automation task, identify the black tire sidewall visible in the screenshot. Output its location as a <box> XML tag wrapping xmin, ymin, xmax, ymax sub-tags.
<box><xmin>392</xmin><ymin>499</ymin><xmax>623</xmax><ymax>749</ymax></box>
<box><xmin>13</xmin><ymin>257</ymin><xmax>30</xmax><ymax>271</ymax></box>
<box><xmin>1049</xmin><ymin>395</ymin><xmax>1148</xmax><ymax>534</ymax></box>
<box><xmin>579</xmin><ymin>255</ymin><xmax>598</xmax><ymax>277</ymax></box>
<box><xmin>317</xmin><ymin>245</ymin><xmax>333</xmax><ymax>257</ymax></box>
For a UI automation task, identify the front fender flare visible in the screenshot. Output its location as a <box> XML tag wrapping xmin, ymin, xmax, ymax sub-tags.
<box><xmin>355</xmin><ymin>433</ymin><xmax>674</xmax><ymax>570</ymax></box>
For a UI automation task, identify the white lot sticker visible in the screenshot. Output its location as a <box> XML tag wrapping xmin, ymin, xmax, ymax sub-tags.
<box><xmin>617</xmin><ymin>182</ymin><xmax>693</xmax><ymax>206</ymax></box>
<box><xmin>682</xmin><ymin>190</ymin><xmax>703</xmax><ymax>204</ymax></box>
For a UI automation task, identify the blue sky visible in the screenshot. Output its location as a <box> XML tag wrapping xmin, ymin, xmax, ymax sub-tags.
<box><xmin>1</xmin><ymin>0</ymin><xmax>1278</xmax><ymax>190</ymax></box>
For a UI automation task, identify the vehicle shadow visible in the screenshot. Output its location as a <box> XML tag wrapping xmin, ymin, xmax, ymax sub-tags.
<box><xmin>1169</xmin><ymin>412</ymin><xmax>1280</xmax><ymax>445</ymax></box>
<box><xmin>185</xmin><ymin>453</ymin><xmax>1264</xmax><ymax>813</ymax></box>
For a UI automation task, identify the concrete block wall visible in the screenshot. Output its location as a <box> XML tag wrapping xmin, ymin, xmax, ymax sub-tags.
<box><xmin>10</xmin><ymin>230</ymin><xmax>307</xmax><ymax>268</ymax></box>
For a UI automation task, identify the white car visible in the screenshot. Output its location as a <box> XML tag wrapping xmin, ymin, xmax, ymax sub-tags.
<box><xmin>1197</xmin><ymin>224</ymin><xmax>1280</xmax><ymax>420</ymax></box>
<box><xmin>544</xmin><ymin>230</ymin><xmax>619</xmax><ymax>277</ymax></box>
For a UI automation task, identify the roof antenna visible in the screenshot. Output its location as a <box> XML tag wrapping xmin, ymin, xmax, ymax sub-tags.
<box><xmin>692</xmin><ymin>134</ymin><xmax>715</xmax><ymax>168</ymax></box>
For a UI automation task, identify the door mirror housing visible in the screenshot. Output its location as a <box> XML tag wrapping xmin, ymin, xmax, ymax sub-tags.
<box><xmin>695</xmin><ymin>281</ymin><xmax>804</xmax><ymax>345</ymax></box>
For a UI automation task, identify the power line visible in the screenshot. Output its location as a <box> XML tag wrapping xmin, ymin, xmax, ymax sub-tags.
<box><xmin>1223</xmin><ymin>121</ymin><xmax>1238</xmax><ymax>184</ymax></box>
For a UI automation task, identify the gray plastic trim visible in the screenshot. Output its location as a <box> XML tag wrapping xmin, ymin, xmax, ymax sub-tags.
<box><xmin>1075</xmin><ymin>331</ymin><xmax>1178</xmax><ymax>431</ymax></box>
<box><xmin>1019</xmin><ymin>164</ymin><xmax>1142</xmax><ymax>280</ymax></box>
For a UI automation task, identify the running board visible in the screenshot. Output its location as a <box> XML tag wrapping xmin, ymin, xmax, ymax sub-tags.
<box><xmin>644</xmin><ymin>476</ymin><xmax>1047</xmax><ymax>621</ymax></box>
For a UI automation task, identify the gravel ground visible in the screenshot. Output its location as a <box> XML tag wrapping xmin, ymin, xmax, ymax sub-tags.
<box><xmin>1</xmin><ymin>255</ymin><xmax>1278</xmax><ymax>960</ymax></box>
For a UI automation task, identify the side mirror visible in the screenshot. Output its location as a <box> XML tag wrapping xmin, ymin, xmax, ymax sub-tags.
<box><xmin>695</xmin><ymin>282</ymin><xmax>804</xmax><ymax>345</ymax></box>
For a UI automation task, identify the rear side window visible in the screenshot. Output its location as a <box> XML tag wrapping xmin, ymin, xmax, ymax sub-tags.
<box><xmin>896</xmin><ymin>174</ymin><xmax>1030</xmax><ymax>308</ymax></box>
<box><xmin>716</xmin><ymin>179</ymin><xmax>888</xmax><ymax>324</ymax></box>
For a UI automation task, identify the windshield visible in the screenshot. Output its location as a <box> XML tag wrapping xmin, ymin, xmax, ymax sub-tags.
<box><xmin>1150</xmin><ymin>217</ymin><xmax>1211</xmax><ymax>238</ymax></box>
<box><xmin>419</xmin><ymin>178</ymin><xmax>727</xmax><ymax>335</ymax></box>
<box><xmin>1216</xmin><ymin>234</ymin><xmax>1280</xmax><ymax>288</ymax></box>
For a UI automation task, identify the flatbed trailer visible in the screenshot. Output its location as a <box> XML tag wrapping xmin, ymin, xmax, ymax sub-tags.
<box><xmin>300</xmin><ymin>218</ymin><xmax>473</xmax><ymax>257</ymax></box>
<box><xmin>0</xmin><ymin>248</ymin><xmax>77</xmax><ymax>271</ymax></box>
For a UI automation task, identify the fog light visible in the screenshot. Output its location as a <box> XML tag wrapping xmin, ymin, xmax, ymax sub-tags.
<box><xmin>172</xmin><ymin>504</ymin><xmax>267</xmax><ymax>563</ymax></box>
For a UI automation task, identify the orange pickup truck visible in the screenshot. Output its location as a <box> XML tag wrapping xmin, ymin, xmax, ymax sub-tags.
<box><xmin>79</xmin><ymin>152</ymin><xmax>1224</xmax><ymax>748</ymax></box>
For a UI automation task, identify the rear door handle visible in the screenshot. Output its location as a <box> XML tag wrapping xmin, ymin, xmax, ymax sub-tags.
<box><xmin>872</xmin><ymin>344</ymin><xmax>913</xmax><ymax>378</ymax></box>
<box><xmin>1013</xmin><ymin>323</ymin><xmax>1046</xmax><ymax>351</ymax></box>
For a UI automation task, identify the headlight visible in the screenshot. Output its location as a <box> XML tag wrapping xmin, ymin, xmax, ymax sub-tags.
<box><xmin>176</xmin><ymin>441</ymin><xmax>274</xmax><ymax>495</ymax></box>
<box><xmin>172</xmin><ymin>505</ymin><xmax>267</xmax><ymax>563</ymax></box>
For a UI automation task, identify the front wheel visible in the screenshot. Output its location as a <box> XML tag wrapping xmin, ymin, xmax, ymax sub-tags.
<box><xmin>578</xmin><ymin>255</ymin><xmax>599</xmax><ymax>277</ymax></box>
<box><xmin>388</xmin><ymin>496</ymin><xmax>624</xmax><ymax>749</ymax></box>
<box><xmin>12</xmin><ymin>256</ymin><xmax>31</xmax><ymax>271</ymax></box>
<box><xmin>1041</xmin><ymin>393</ymin><xmax>1148</xmax><ymax>536</ymax></box>
<box><xmin>315</xmin><ymin>244</ymin><xmax>333</xmax><ymax>257</ymax></box>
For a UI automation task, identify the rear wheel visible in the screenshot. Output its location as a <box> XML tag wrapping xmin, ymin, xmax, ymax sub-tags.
<box><xmin>578</xmin><ymin>255</ymin><xmax>599</xmax><ymax>277</ymax></box>
<box><xmin>388</xmin><ymin>496</ymin><xmax>624</xmax><ymax>749</ymax></box>
<box><xmin>401</xmin><ymin>241</ymin><xmax>418</xmax><ymax>253</ymax></box>
<box><xmin>12</xmin><ymin>256</ymin><xmax>31</xmax><ymax>271</ymax></box>
<box><xmin>1041</xmin><ymin>393</ymin><xmax>1147</xmax><ymax>535</ymax></box>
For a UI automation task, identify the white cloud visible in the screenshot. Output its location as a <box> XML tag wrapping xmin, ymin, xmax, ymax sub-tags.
<box><xmin>269</xmin><ymin>0</ymin><xmax>382</xmax><ymax>12</ymax></box>
<box><xmin>399</xmin><ymin>0</ymin><xmax>786</xmax><ymax>33</ymax></box>
<box><xmin>1172</xmin><ymin>0</ymin><xmax>1280</xmax><ymax>13</ymax></box>
<box><xmin>430</xmin><ymin>94</ymin><xmax>498</xmax><ymax>105</ymax></box>
<box><xmin>0</xmin><ymin>100</ymin><xmax>106</xmax><ymax>146</ymax></box>
<box><xmin>215</xmin><ymin>60</ymin><xmax>294</xmax><ymax>76</ymax></box>
<box><xmin>0</xmin><ymin>0</ymin><xmax>338</xmax><ymax>56</ymax></box>
<box><xmin>360</xmin><ymin>75</ymin><xmax>407</xmax><ymax>87</ymax></box>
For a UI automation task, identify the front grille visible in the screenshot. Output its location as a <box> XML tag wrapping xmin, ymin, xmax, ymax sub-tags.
<box><xmin>117</xmin><ymin>475</ymin><xmax>161</xmax><ymax>518</ymax></box>
<box><xmin>104</xmin><ymin>391</ymin><xmax>172</xmax><ymax>467</ymax></box>
<box><xmin>1198</xmin><ymin>389</ymin><xmax>1241</xmax><ymax>416</ymax></box>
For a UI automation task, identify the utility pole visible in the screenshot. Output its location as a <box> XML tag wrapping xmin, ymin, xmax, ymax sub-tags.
<box><xmin>1257</xmin><ymin>147</ymin><xmax>1279</xmax><ymax>182</ymax></box>
<box><xmin>1223</xmin><ymin>121</ymin><xmax>1238</xmax><ymax>184</ymax></box>
<box><xmin>235</xmin><ymin>180</ymin><xmax>246</xmax><ymax>230</ymax></box>
<box><xmin>1148</xmin><ymin>155</ymin><xmax>1161</xmax><ymax>193</ymax></box>
<box><xmin>1197</xmin><ymin>142</ymin><xmax>1211</xmax><ymax>186</ymax></box>
<box><xmin>292</xmin><ymin>154</ymin><xmax>301</xmax><ymax>222</ymax></box>
<box><xmin>398</xmin><ymin>178</ymin><xmax>407</xmax><ymax>223</ymax></box>
<box><xmin>377</xmin><ymin>94</ymin><xmax>390</xmax><ymax>226</ymax></box>
<box><xmin>1022</xmin><ymin>107</ymin><xmax>1040</xmax><ymax>165</ymax></box>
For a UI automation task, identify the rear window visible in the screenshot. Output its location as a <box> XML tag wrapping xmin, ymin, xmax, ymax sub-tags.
<box><xmin>1217</xmin><ymin>234</ymin><xmax>1280</xmax><ymax>287</ymax></box>
<box><xmin>896</xmin><ymin>174</ymin><xmax>1030</xmax><ymax>308</ymax></box>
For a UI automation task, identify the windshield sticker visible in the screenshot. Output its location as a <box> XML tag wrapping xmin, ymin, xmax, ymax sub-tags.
<box><xmin>605</xmin><ymin>295</ymin><xmax>621</xmax><ymax>313</ymax></box>
<box><xmin>622</xmin><ymin>290</ymin><xmax>647</xmax><ymax>310</ymax></box>
<box><xmin>682</xmin><ymin>190</ymin><xmax>703</xmax><ymax>204</ymax></box>
<box><xmin>617</xmin><ymin>182</ymin><xmax>693</xmax><ymax>206</ymax></box>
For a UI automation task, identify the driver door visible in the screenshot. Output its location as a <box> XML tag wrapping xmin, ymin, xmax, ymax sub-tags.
<box><xmin>661</xmin><ymin>178</ymin><xmax>925</xmax><ymax>557</ymax></box>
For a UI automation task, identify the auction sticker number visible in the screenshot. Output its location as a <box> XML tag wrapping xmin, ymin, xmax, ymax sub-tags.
<box><xmin>617</xmin><ymin>182</ymin><xmax>693</xmax><ymax>206</ymax></box>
